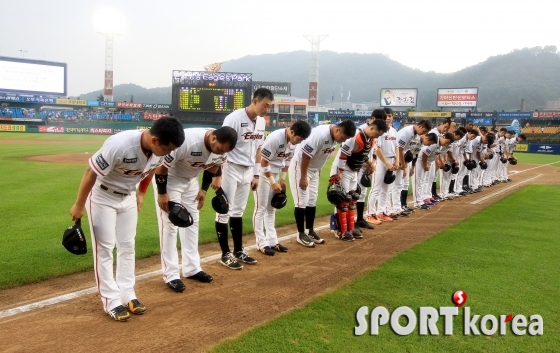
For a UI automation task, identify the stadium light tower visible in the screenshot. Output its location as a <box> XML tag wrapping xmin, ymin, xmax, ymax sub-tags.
<box><xmin>95</xmin><ymin>9</ymin><xmax>124</xmax><ymax>102</ymax></box>
<box><xmin>303</xmin><ymin>35</ymin><xmax>327</xmax><ymax>108</ymax></box>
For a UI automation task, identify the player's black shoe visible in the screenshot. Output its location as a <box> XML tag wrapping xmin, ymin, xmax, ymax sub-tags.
<box><xmin>108</xmin><ymin>305</ymin><xmax>130</xmax><ymax>322</ymax></box>
<box><xmin>128</xmin><ymin>299</ymin><xmax>146</xmax><ymax>315</ymax></box>
<box><xmin>166</xmin><ymin>278</ymin><xmax>186</xmax><ymax>292</ymax></box>
<box><xmin>297</xmin><ymin>232</ymin><xmax>315</xmax><ymax>247</ymax></box>
<box><xmin>187</xmin><ymin>271</ymin><xmax>213</xmax><ymax>283</ymax></box>
<box><xmin>272</xmin><ymin>243</ymin><xmax>288</xmax><ymax>252</ymax></box>
<box><xmin>355</xmin><ymin>220</ymin><xmax>374</xmax><ymax>229</ymax></box>
<box><xmin>308</xmin><ymin>230</ymin><xmax>326</xmax><ymax>244</ymax></box>
<box><xmin>221</xmin><ymin>252</ymin><xmax>243</xmax><ymax>270</ymax></box>
<box><xmin>234</xmin><ymin>250</ymin><xmax>257</xmax><ymax>264</ymax></box>
<box><xmin>351</xmin><ymin>229</ymin><xmax>363</xmax><ymax>239</ymax></box>
<box><xmin>259</xmin><ymin>246</ymin><xmax>276</xmax><ymax>256</ymax></box>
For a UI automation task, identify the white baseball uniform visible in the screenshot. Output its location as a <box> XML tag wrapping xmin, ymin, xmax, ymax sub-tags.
<box><xmin>289</xmin><ymin>124</ymin><xmax>338</xmax><ymax>208</ymax></box>
<box><xmin>395</xmin><ymin>125</ymin><xmax>420</xmax><ymax>211</ymax></box>
<box><xmin>455</xmin><ymin>135</ymin><xmax>469</xmax><ymax>193</ymax></box>
<box><xmin>367</xmin><ymin>127</ymin><xmax>397</xmax><ymax>216</ymax></box>
<box><xmin>414</xmin><ymin>141</ymin><xmax>439</xmax><ymax>206</ymax></box>
<box><xmin>254</xmin><ymin>128</ymin><xmax>295</xmax><ymax>249</ymax></box>
<box><xmin>470</xmin><ymin>136</ymin><xmax>483</xmax><ymax>189</ymax></box>
<box><xmin>86</xmin><ymin>130</ymin><xmax>162</xmax><ymax>313</ymax></box>
<box><xmin>154</xmin><ymin>128</ymin><xmax>227</xmax><ymax>283</ymax></box>
<box><xmin>216</xmin><ymin>108</ymin><xmax>265</xmax><ymax>224</ymax></box>
<box><xmin>497</xmin><ymin>136</ymin><xmax>507</xmax><ymax>181</ymax></box>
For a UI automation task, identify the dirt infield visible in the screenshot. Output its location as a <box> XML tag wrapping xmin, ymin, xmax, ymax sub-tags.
<box><xmin>0</xmin><ymin>164</ymin><xmax>558</xmax><ymax>352</ymax></box>
<box><xmin>26</xmin><ymin>153</ymin><xmax>91</xmax><ymax>164</ymax></box>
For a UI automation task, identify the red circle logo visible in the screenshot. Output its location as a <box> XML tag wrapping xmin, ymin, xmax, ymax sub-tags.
<box><xmin>452</xmin><ymin>290</ymin><xmax>467</xmax><ymax>307</ymax></box>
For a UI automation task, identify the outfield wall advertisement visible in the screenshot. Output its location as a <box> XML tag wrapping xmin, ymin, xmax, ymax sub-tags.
<box><xmin>0</xmin><ymin>124</ymin><xmax>26</xmax><ymax>132</ymax></box>
<box><xmin>528</xmin><ymin>144</ymin><xmax>560</xmax><ymax>154</ymax></box>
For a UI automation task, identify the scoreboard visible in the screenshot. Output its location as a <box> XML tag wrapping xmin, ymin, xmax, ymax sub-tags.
<box><xmin>178</xmin><ymin>86</ymin><xmax>245</xmax><ymax>113</ymax></box>
<box><xmin>172</xmin><ymin>71</ymin><xmax>252</xmax><ymax>122</ymax></box>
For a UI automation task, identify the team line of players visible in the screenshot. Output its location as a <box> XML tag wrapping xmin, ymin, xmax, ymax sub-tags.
<box><xmin>69</xmin><ymin>88</ymin><xmax>526</xmax><ymax>321</ymax></box>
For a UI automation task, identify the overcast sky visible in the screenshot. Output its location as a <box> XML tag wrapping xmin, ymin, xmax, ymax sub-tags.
<box><xmin>1</xmin><ymin>0</ymin><xmax>557</xmax><ymax>96</ymax></box>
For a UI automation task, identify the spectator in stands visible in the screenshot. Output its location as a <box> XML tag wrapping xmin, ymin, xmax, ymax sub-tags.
<box><xmin>541</xmin><ymin>127</ymin><xmax>544</xmax><ymax>133</ymax></box>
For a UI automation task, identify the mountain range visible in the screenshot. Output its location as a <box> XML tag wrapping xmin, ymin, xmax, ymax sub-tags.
<box><xmin>78</xmin><ymin>46</ymin><xmax>560</xmax><ymax>111</ymax></box>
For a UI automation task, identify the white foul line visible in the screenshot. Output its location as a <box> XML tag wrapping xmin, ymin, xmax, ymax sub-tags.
<box><xmin>0</xmin><ymin>224</ymin><xmax>330</xmax><ymax>320</ymax></box>
<box><xmin>470</xmin><ymin>174</ymin><xmax>543</xmax><ymax>205</ymax></box>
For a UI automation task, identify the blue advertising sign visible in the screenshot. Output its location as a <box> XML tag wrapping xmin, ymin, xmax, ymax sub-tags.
<box><xmin>497</xmin><ymin>112</ymin><xmax>532</xmax><ymax>118</ymax></box>
<box><xmin>528</xmin><ymin>144</ymin><xmax>560</xmax><ymax>154</ymax></box>
<box><xmin>99</xmin><ymin>101</ymin><xmax>116</xmax><ymax>107</ymax></box>
<box><xmin>466</xmin><ymin>117</ymin><xmax>493</xmax><ymax>125</ymax></box>
<box><xmin>328</xmin><ymin>110</ymin><xmax>354</xmax><ymax>117</ymax></box>
<box><xmin>87</xmin><ymin>100</ymin><xmax>100</xmax><ymax>106</ymax></box>
<box><xmin>24</xmin><ymin>96</ymin><xmax>56</xmax><ymax>103</ymax></box>
<box><xmin>0</xmin><ymin>94</ymin><xmax>23</xmax><ymax>102</ymax></box>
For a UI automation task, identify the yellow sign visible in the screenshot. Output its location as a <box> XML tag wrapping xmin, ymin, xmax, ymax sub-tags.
<box><xmin>56</xmin><ymin>98</ymin><xmax>87</xmax><ymax>106</ymax></box>
<box><xmin>408</xmin><ymin>112</ymin><xmax>452</xmax><ymax>118</ymax></box>
<box><xmin>514</xmin><ymin>144</ymin><xmax>528</xmax><ymax>152</ymax></box>
<box><xmin>0</xmin><ymin>124</ymin><xmax>26</xmax><ymax>132</ymax></box>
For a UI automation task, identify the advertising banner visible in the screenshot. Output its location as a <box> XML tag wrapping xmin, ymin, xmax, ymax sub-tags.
<box><xmin>498</xmin><ymin>112</ymin><xmax>532</xmax><ymax>118</ymax></box>
<box><xmin>328</xmin><ymin>110</ymin><xmax>354</xmax><ymax>118</ymax></box>
<box><xmin>144</xmin><ymin>113</ymin><xmax>166</xmax><ymax>120</ymax></box>
<box><xmin>65</xmin><ymin>127</ymin><xmax>90</xmax><ymax>134</ymax></box>
<box><xmin>408</xmin><ymin>112</ymin><xmax>452</xmax><ymax>118</ymax></box>
<box><xmin>56</xmin><ymin>98</ymin><xmax>87</xmax><ymax>106</ymax></box>
<box><xmin>532</xmin><ymin>111</ymin><xmax>560</xmax><ymax>118</ymax></box>
<box><xmin>308</xmin><ymin>82</ymin><xmax>318</xmax><ymax>107</ymax></box>
<box><xmin>87</xmin><ymin>100</ymin><xmax>100</xmax><ymax>107</ymax></box>
<box><xmin>465</xmin><ymin>118</ymin><xmax>493</xmax><ymax>125</ymax></box>
<box><xmin>528</xmin><ymin>144</ymin><xmax>560</xmax><ymax>154</ymax></box>
<box><xmin>437</xmin><ymin>88</ymin><xmax>478</xmax><ymax>107</ymax></box>
<box><xmin>99</xmin><ymin>101</ymin><xmax>116</xmax><ymax>107</ymax></box>
<box><xmin>89</xmin><ymin>127</ymin><xmax>113</xmax><ymax>135</ymax></box>
<box><xmin>24</xmin><ymin>96</ymin><xmax>57</xmax><ymax>103</ymax></box>
<box><xmin>252</xmin><ymin>81</ymin><xmax>292</xmax><ymax>96</ymax></box>
<box><xmin>38</xmin><ymin>126</ymin><xmax>64</xmax><ymax>133</ymax></box>
<box><xmin>117</xmin><ymin>102</ymin><xmax>143</xmax><ymax>108</ymax></box>
<box><xmin>380</xmin><ymin>88</ymin><xmax>418</xmax><ymax>107</ymax></box>
<box><xmin>0</xmin><ymin>124</ymin><xmax>26</xmax><ymax>132</ymax></box>
<box><xmin>514</xmin><ymin>144</ymin><xmax>528</xmax><ymax>152</ymax></box>
<box><xmin>142</xmin><ymin>103</ymin><xmax>171</xmax><ymax>109</ymax></box>
<box><xmin>0</xmin><ymin>94</ymin><xmax>24</xmax><ymax>102</ymax></box>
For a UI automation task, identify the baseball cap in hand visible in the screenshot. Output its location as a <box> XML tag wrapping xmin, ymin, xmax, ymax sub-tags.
<box><xmin>168</xmin><ymin>201</ymin><xmax>194</xmax><ymax>227</ymax></box>
<box><xmin>212</xmin><ymin>188</ymin><xmax>230</xmax><ymax>214</ymax></box>
<box><xmin>62</xmin><ymin>218</ymin><xmax>87</xmax><ymax>255</ymax></box>
<box><xmin>271</xmin><ymin>191</ymin><xmax>287</xmax><ymax>209</ymax></box>
<box><xmin>383</xmin><ymin>170</ymin><xmax>396</xmax><ymax>184</ymax></box>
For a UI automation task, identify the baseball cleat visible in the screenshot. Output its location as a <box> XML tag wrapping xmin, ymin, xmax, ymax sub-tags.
<box><xmin>365</xmin><ymin>214</ymin><xmax>382</xmax><ymax>225</ymax></box>
<box><xmin>259</xmin><ymin>246</ymin><xmax>276</xmax><ymax>256</ymax></box>
<box><xmin>187</xmin><ymin>271</ymin><xmax>213</xmax><ymax>283</ymax></box>
<box><xmin>234</xmin><ymin>250</ymin><xmax>257</xmax><ymax>264</ymax></box>
<box><xmin>166</xmin><ymin>278</ymin><xmax>186</xmax><ymax>292</ymax></box>
<box><xmin>128</xmin><ymin>299</ymin><xmax>147</xmax><ymax>315</ymax></box>
<box><xmin>355</xmin><ymin>220</ymin><xmax>374</xmax><ymax>229</ymax></box>
<box><xmin>377</xmin><ymin>214</ymin><xmax>393</xmax><ymax>222</ymax></box>
<box><xmin>220</xmin><ymin>252</ymin><xmax>243</xmax><ymax>270</ymax></box>
<box><xmin>308</xmin><ymin>230</ymin><xmax>326</xmax><ymax>244</ymax></box>
<box><xmin>351</xmin><ymin>229</ymin><xmax>363</xmax><ymax>239</ymax></box>
<box><xmin>272</xmin><ymin>243</ymin><xmax>288</xmax><ymax>252</ymax></box>
<box><xmin>296</xmin><ymin>232</ymin><xmax>316</xmax><ymax>247</ymax></box>
<box><xmin>108</xmin><ymin>305</ymin><xmax>131</xmax><ymax>322</ymax></box>
<box><xmin>336</xmin><ymin>231</ymin><xmax>355</xmax><ymax>242</ymax></box>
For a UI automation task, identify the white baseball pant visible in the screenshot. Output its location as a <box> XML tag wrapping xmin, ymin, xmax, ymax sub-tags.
<box><xmin>414</xmin><ymin>164</ymin><xmax>430</xmax><ymax>206</ymax></box>
<box><xmin>153</xmin><ymin>175</ymin><xmax>202</xmax><ymax>282</ymax></box>
<box><xmin>367</xmin><ymin>156</ymin><xmax>393</xmax><ymax>216</ymax></box>
<box><xmin>216</xmin><ymin>162</ymin><xmax>253</xmax><ymax>223</ymax></box>
<box><xmin>253</xmin><ymin>172</ymin><xmax>280</xmax><ymax>249</ymax></box>
<box><xmin>289</xmin><ymin>161</ymin><xmax>320</xmax><ymax>208</ymax></box>
<box><xmin>86</xmin><ymin>184</ymin><xmax>138</xmax><ymax>312</ymax></box>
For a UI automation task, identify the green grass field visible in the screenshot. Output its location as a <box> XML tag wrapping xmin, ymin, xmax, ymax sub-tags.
<box><xmin>209</xmin><ymin>184</ymin><xmax>560</xmax><ymax>353</ymax></box>
<box><xmin>0</xmin><ymin>132</ymin><xmax>336</xmax><ymax>288</ymax></box>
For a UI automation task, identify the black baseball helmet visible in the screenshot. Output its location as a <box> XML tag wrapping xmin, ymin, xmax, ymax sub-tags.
<box><xmin>62</xmin><ymin>218</ymin><xmax>87</xmax><ymax>255</ymax></box>
<box><xmin>212</xmin><ymin>188</ymin><xmax>230</xmax><ymax>214</ymax></box>
<box><xmin>383</xmin><ymin>170</ymin><xmax>396</xmax><ymax>184</ymax></box>
<box><xmin>168</xmin><ymin>201</ymin><xmax>194</xmax><ymax>227</ymax></box>
<box><xmin>271</xmin><ymin>191</ymin><xmax>287</xmax><ymax>209</ymax></box>
<box><xmin>443</xmin><ymin>164</ymin><xmax>452</xmax><ymax>172</ymax></box>
<box><xmin>360</xmin><ymin>173</ymin><xmax>372</xmax><ymax>188</ymax></box>
<box><xmin>479</xmin><ymin>161</ymin><xmax>488</xmax><ymax>170</ymax></box>
<box><xmin>404</xmin><ymin>150</ymin><xmax>414</xmax><ymax>163</ymax></box>
<box><xmin>500</xmin><ymin>157</ymin><xmax>508</xmax><ymax>164</ymax></box>
<box><xmin>327</xmin><ymin>183</ymin><xmax>350</xmax><ymax>206</ymax></box>
<box><xmin>466</xmin><ymin>160</ymin><xmax>476</xmax><ymax>170</ymax></box>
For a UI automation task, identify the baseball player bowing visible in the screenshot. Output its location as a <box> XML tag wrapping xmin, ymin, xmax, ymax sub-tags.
<box><xmin>69</xmin><ymin>117</ymin><xmax>185</xmax><ymax>322</ymax></box>
<box><xmin>152</xmin><ymin>127</ymin><xmax>238</xmax><ymax>292</ymax></box>
<box><xmin>289</xmin><ymin>120</ymin><xmax>356</xmax><ymax>247</ymax></box>
<box><xmin>215</xmin><ymin>88</ymin><xmax>271</xmax><ymax>270</ymax></box>
<box><xmin>329</xmin><ymin>119</ymin><xmax>388</xmax><ymax>240</ymax></box>
<box><xmin>254</xmin><ymin>121</ymin><xmax>312</xmax><ymax>255</ymax></box>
